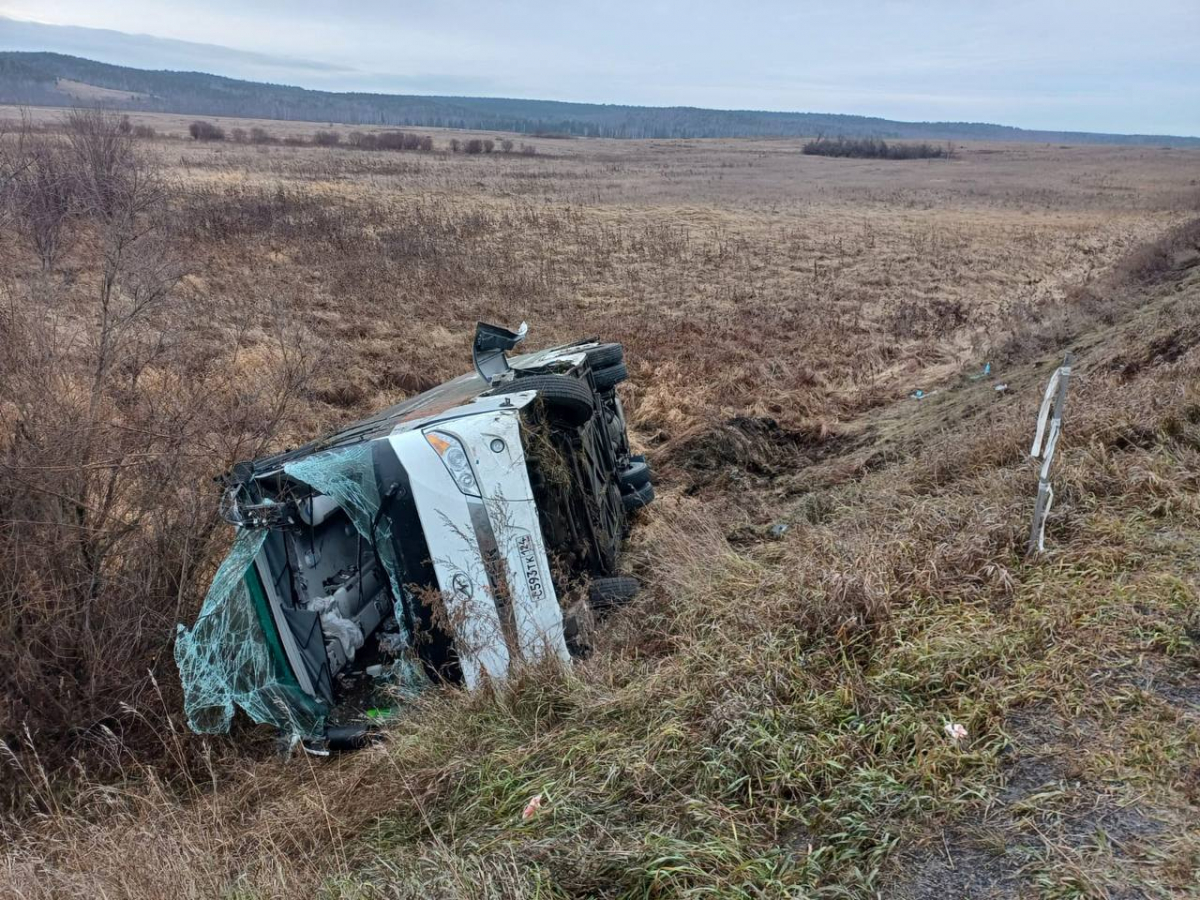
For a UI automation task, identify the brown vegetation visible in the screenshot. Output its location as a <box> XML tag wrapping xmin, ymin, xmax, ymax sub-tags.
<box><xmin>1</xmin><ymin>106</ymin><xmax>1199</xmax><ymax>898</ymax></box>
<box><xmin>347</xmin><ymin>130</ymin><xmax>434</xmax><ymax>153</ymax></box>
<box><xmin>0</xmin><ymin>110</ymin><xmax>308</xmax><ymax>793</ymax></box>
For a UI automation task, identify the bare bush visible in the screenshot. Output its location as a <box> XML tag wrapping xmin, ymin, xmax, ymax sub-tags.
<box><xmin>312</xmin><ymin>130</ymin><xmax>341</xmax><ymax>147</ymax></box>
<box><xmin>132</xmin><ymin>124</ymin><xmax>157</xmax><ymax>140</ymax></box>
<box><xmin>0</xmin><ymin>110</ymin><xmax>311</xmax><ymax>799</ymax></box>
<box><xmin>229</xmin><ymin>127</ymin><xmax>247</xmax><ymax>143</ymax></box>
<box><xmin>188</xmin><ymin>121</ymin><xmax>225</xmax><ymax>142</ymax></box>
<box><xmin>500</xmin><ymin>139</ymin><xmax>514</xmax><ymax>153</ymax></box>
<box><xmin>64</xmin><ymin>107</ymin><xmax>145</xmax><ymax>222</ymax></box>
<box><xmin>248</xmin><ymin>127</ymin><xmax>273</xmax><ymax>144</ymax></box>
<box><xmin>464</xmin><ymin>139</ymin><xmax>484</xmax><ymax>155</ymax></box>
<box><xmin>1</xmin><ymin>125</ymin><xmax>77</xmax><ymax>269</ymax></box>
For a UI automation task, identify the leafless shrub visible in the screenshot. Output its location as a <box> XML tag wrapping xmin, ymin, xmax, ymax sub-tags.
<box><xmin>449</xmin><ymin>138</ymin><xmax>461</xmax><ymax>153</ymax></box>
<box><xmin>187</xmin><ymin>121</ymin><xmax>225</xmax><ymax>142</ymax></box>
<box><xmin>0</xmin><ymin>109</ymin><xmax>312</xmax><ymax>799</ymax></box>
<box><xmin>312</xmin><ymin>130</ymin><xmax>341</xmax><ymax>147</ymax></box>
<box><xmin>0</xmin><ymin>124</ymin><xmax>77</xmax><ymax>269</ymax></box>
<box><xmin>500</xmin><ymin>139</ymin><xmax>514</xmax><ymax>153</ymax></box>
<box><xmin>132</xmin><ymin>124</ymin><xmax>157</xmax><ymax>140</ymax></box>
<box><xmin>248</xmin><ymin>127</ymin><xmax>274</xmax><ymax>145</ymax></box>
<box><xmin>229</xmin><ymin>127</ymin><xmax>248</xmax><ymax>143</ymax></box>
<box><xmin>464</xmin><ymin>139</ymin><xmax>484</xmax><ymax>155</ymax></box>
<box><xmin>64</xmin><ymin>107</ymin><xmax>146</xmax><ymax>222</ymax></box>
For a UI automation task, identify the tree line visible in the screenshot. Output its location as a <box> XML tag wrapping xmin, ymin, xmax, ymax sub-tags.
<box><xmin>3</xmin><ymin>52</ymin><xmax>1199</xmax><ymax>146</ymax></box>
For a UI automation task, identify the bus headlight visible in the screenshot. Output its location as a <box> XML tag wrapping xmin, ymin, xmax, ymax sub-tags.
<box><xmin>425</xmin><ymin>431</ymin><xmax>481</xmax><ymax>497</ymax></box>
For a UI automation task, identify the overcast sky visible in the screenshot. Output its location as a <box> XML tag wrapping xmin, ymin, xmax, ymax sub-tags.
<box><xmin>2</xmin><ymin>2</ymin><xmax>1197</xmax><ymax>135</ymax></box>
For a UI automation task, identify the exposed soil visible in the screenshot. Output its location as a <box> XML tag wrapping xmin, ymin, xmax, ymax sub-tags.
<box><xmin>659</xmin><ymin>414</ymin><xmax>857</xmax><ymax>493</ymax></box>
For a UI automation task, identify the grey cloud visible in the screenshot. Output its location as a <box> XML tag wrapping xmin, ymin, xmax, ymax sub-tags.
<box><xmin>0</xmin><ymin>16</ymin><xmax>357</xmax><ymax>76</ymax></box>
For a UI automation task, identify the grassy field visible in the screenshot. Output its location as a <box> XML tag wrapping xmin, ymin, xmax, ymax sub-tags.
<box><xmin>1</xmin><ymin>108</ymin><xmax>1199</xmax><ymax>899</ymax></box>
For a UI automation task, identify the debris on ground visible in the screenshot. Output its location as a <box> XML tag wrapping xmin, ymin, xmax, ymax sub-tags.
<box><xmin>968</xmin><ymin>362</ymin><xmax>992</xmax><ymax>380</ymax></box>
<box><xmin>521</xmin><ymin>794</ymin><xmax>544</xmax><ymax>820</ymax></box>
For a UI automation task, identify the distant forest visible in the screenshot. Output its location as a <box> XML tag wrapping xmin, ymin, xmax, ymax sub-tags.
<box><xmin>1</xmin><ymin>51</ymin><xmax>1197</xmax><ymax>146</ymax></box>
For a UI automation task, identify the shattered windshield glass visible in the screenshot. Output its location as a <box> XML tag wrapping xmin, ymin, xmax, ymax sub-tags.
<box><xmin>176</xmin><ymin>444</ymin><xmax>427</xmax><ymax>738</ymax></box>
<box><xmin>174</xmin><ymin>528</ymin><xmax>328</xmax><ymax>737</ymax></box>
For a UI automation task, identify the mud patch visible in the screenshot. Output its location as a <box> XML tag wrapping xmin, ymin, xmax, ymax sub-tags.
<box><xmin>892</xmin><ymin>827</ymin><xmax>1024</xmax><ymax>900</ymax></box>
<box><xmin>659</xmin><ymin>415</ymin><xmax>850</xmax><ymax>491</ymax></box>
<box><xmin>308</xmin><ymin>379</ymin><xmax>370</xmax><ymax>408</ymax></box>
<box><xmin>1144</xmin><ymin>661</ymin><xmax>1200</xmax><ymax>718</ymax></box>
<box><xmin>373</xmin><ymin>368</ymin><xmax>441</xmax><ymax>396</ymax></box>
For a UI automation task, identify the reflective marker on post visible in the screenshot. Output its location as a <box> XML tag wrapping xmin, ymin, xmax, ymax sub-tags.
<box><xmin>1028</xmin><ymin>353</ymin><xmax>1073</xmax><ymax>554</ymax></box>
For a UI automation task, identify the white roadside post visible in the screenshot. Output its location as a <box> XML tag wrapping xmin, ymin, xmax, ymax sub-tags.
<box><xmin>1028</xmin><ymin>353</ymin><xmax>1073</xmax><ymax>555</ymax></box>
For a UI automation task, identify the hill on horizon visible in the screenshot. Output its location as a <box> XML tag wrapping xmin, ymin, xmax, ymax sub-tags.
<box><xmin>0</xmin><ymin>51</ymin><xmax>1198</xmax><ymax>146</ymax></box>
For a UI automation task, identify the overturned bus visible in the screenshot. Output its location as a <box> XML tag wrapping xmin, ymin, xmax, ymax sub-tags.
<box><xmin>175</xmin><ymin>323</ymin><xmax>652</xmax><ymax>749</ymax></box>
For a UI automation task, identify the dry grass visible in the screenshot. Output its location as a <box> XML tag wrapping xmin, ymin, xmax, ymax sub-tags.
<box><xmin>1</xmin><ymin>106</ymin><xmax>1199</xmax><ymax>898</ymax></box>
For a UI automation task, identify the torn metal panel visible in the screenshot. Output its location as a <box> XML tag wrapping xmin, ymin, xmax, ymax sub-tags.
<box><xmin>472</xmin><ymin>320</ymin><xmax>528</xmax><ymax>384</ymax></box>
